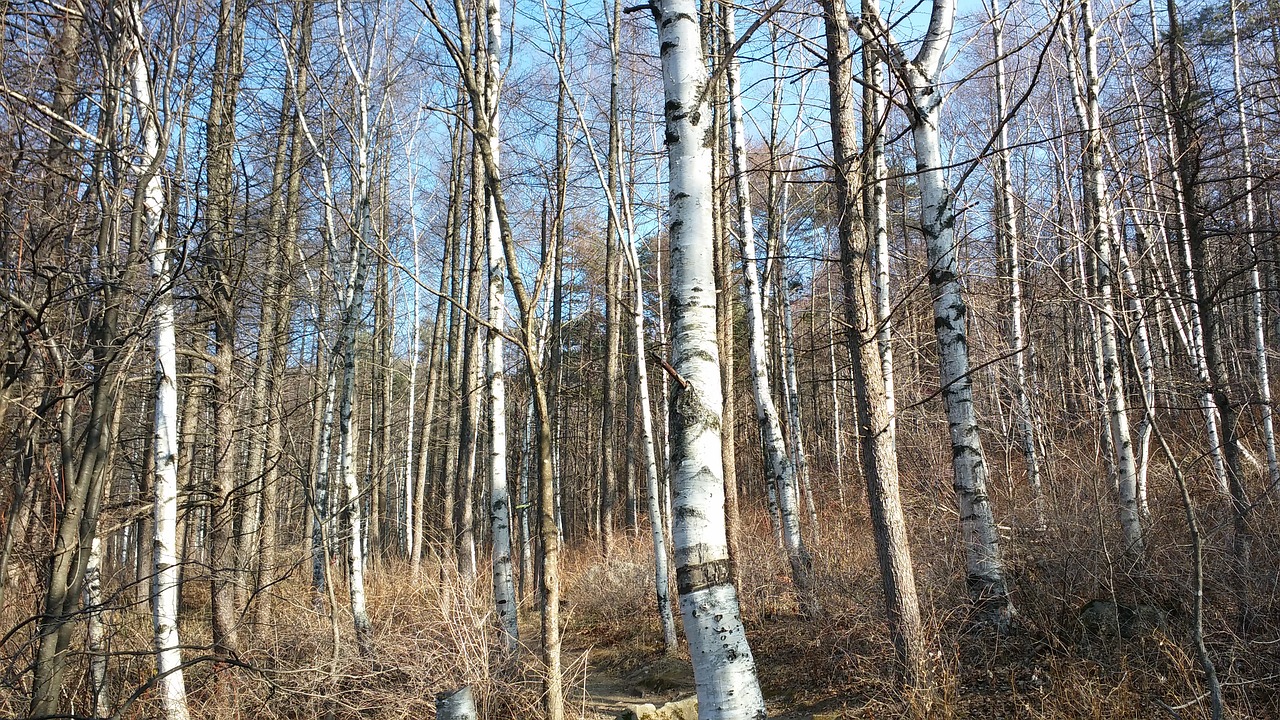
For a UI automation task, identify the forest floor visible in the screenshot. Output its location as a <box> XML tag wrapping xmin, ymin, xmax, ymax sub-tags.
<box><xmin>2</xmin><ymin>488</ymin><xmax>1278</xmax><ymax>719</ymax></box>
<box><xmin>552</xmin><ymin>499</ymin><xmax>1280</xmax><ymax>720</ymax></box>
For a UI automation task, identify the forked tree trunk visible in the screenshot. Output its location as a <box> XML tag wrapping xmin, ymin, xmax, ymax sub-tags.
<box><xmin>860</xmin><ymin>0</ymin><xmax>1014</xmax><ymax>628</ymax></box>
<box><xmin>30</xmin><ymin>11</ymin><xmax>124</xmax><ymax>714</ymax></box>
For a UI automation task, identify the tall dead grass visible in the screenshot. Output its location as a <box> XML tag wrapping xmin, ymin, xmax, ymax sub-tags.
<box><xmin>1</xmin><ymin>432</ymin><xmax>1277</xmax><ymax>718</ymax></box>
<box><xmin>560</xmin><ymin>432</ymin><xmax>1280</xmax><ymax>718</ymax></box>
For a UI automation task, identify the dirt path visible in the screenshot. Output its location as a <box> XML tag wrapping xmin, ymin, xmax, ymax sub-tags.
<box><xmin>570</xmin><ymin>655</ymin><xmax>695</xmax><ymax>719</ymax></box>
<box><xmin>577</xmin><ymin>667</ymin><xmax>643</xmax><ymax>719</ymax></box>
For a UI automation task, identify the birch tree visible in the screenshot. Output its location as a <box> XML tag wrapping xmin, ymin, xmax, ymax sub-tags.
<box><xmin>989</xmin><ymin>0</ymin><xmax>1043</xmax><ymax>527</ymax></box>
<box><xmin>1062</xmin><ymin>0</ymin><xmax>1144</xmax><ymax>558</ymax></box>
<box><xmin>862</xmin><ymin>0</ymin><xmax>895</xmax><ymax>433</ymax></box>
<box><xmin>1228</xmin><ymin>0</ymin><xmax>1279</xmax><ymax>494</ymax></box>
<box><xmin>723</xmin><ymin>0</ymin><xmax>815</xmax><ymax>613</ymax></box>
<box><xmin>481</xmin><ymin>0</ymin><xmax>518</xmax><ymax>653</ymax></box>
<box><xmin>858</xmin><ymin>0</ymin><xmax>1014</xmax><ymax>627</ymax></box>
<box><xmin>646</xmin><ymin>0</ymin><xmax>766</xmax><ymax>712</ymax></box>
<box><xmin>130</xmin><ymin>0</ymin><xmax>190</xmax><ymax>709</ymax></box>
<box><xmin>822</xmin><ymin>0</ymin><xmax>930</xmax><ymax>686</ymax></box>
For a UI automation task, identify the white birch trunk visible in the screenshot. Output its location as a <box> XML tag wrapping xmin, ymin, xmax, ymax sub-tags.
<box><xmin>337</xmin><ymin>245</ymin><xmax>373</xmax><ymax>655</ymax></box>
<box><xmin>85</xmin><ymin>535</ymin><xmax>109</xmax><ymax>716</ymax></box>
<box><xmin>403</xmin><ymin>130</ymin><xmax>421</xmax><ymax>559</ymax></box>
<box><xmin>724</xmin><ymin>1</ymin><xmax>815</xmax><ymax>608</ymax></box>
<box><xmin>311</xmin><ymin>359</ymin><xmax>338</xmax><ymax>597</ymax></box>
<box><xmin>332</xmin><ymin>1</ymin><xmax>377</xmax><ymax>648</ymax></box>
<box><xmin>1065</xmin><ymin>0</ymin><xmax>1144</xmax><ymax>556</ymax></box>
<box><xmin>1230</xmin><ymin>0</ymin><xmax>1280</xmax><ymax>492</ymax></box>
<box><xmin>863</xmin><ymin>0</ymin><xmax>895</xmax><ymax>432</ymax></box>
<box><xmin>1115</xmin><ymin>240</ymin><xmax>1155</xmax><ymax>518</ymax></box>
<box><xmin>780</xmin><ymin>285</ymin><xmax>818</xmax><ymax>542</ymax></box>
<box><xmin>653</xmin><ymin>0</ymin><xmax>766</xmax><ymax>712</ymax></box>
<box><xmin>621</xmin><ymin>179</ymin><xmax>679</xmax><ymax>654</ymax></box>
<box><xmin>132</xmin><ymin>8</ymin><xmax>191</xmax><ymax>713</ymax></box>
<box><xmin>649</xmin><ymin>142</ymin><xmax>675</xmax><ymax>544</ymax></box>
<box><xmin>826</xmin><ymin>271</ymin><xmax>845</xmax><ymax>506</ymax></box>
<box><xmin>483</xmin><ymin>0</ymin><xmax>516</xmax><ymax>652</ymax></box>
<box><xmin>1144</xmin><ymin>0</ymin><xmax>1229</xmax><ymax>497</ymax></box>
<box><xmin>862</xmin><ymin>0</ymin><xmax>1013</xmax><ymax>625</ymax></box>
<box><xmin>990</xmin><ymin>0</ymin><xmax>1043</xmax><ymax>527</ymax></box>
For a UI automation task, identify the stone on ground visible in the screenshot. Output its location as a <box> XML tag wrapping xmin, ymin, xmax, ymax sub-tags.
<box><xmin>617</xmin><ymin>696</ymin><xmax>697</xmax><ymax>720</ymax></box>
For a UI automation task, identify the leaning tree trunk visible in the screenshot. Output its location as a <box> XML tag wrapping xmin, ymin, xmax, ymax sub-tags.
<box><xmin>619</xmin><ymin>144</ymin><xmax>679</xmax><ymax>656</ymax></box>
<box><xmin>650</xmin><ymin>0</ymin><xmax>767</xmax><ymax>713</ymax></box>
<box><xmin>723</xmin><ymin>0</ymin><xmax>815</xmax><ymax>613</ymax></box>
<box><xmin>29</xmin><ymin>13</ymin><xmax>123</xmax><ymax>711</ymax></box>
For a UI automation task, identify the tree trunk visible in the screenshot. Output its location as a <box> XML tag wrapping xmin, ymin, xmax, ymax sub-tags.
<box><xmin>651</xmin><ymin>0</ymin><xmax>767</xmax><ymax>713</ymax></box>
<box><xmin>1063</xmin><ymin>0</ymin><xmax>1144</xmax><ymax>558</ymax></box>
<box><xmin>1163</xmin><ymin>0</ymin><xmax>1252</xmax><ymax>629</ymax></box>
<box><xmin>1229</xmin><ymin>0</ymin><xmax>1279</xmax><ymax>494</ymax></box>
<box><xmin>203</xmin><ymin>0</ymin><xmax>248</xmax><ymax>657</ymax></box>
<box><xmin>725</xmin><ymin>3</ymin><xmax>815</xmax><ymax>598</ymax></box>
<box><xmin>481</xmin><ymin>0</ymin><xmax>517</xmax><ymax>652</ymax></box>
<box><xmin>824</xmin><ymin>0</ymin><xmax>930</xmax><ymax>687</ymax></box>
<box><xmin>128</xmin><ymin>10</ymin><xmax>191</xmax><ymax>713</ymax></box>
<box><xmin>860</xmin><ymin>0</ymin><xmax>1014</xmax><ymax>628</ymax></box>
<box><xmin>989</xmin><ymin>0</ymin><xmax>1043</xmax><ymax>527</ymax></box>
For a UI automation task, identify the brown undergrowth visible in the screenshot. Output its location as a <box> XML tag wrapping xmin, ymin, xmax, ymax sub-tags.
<box><xmin>563</xmin><ymin>442</ymin><xmax>1280</xmax><ymax>718</ymax></box>
<box><xmin>2</xmin><ymin>439</ymin><xmax>1278</xmax><ymax>718</ymax></box>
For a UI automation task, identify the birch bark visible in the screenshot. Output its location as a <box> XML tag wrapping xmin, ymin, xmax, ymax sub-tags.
<box><xmin>1229</xmin><ymin>0</ymin><xmax>1279</xmax><ymax>493</ymax></box>
<box><xmin>482</xmin><ymin>0</ymin><xmax>517</xmax><ymax>652</ymax></box>
<box><xmin>651</xmin><ymin>0</ymin><xmax>766</xmax><ymax>712</ymax></box>
<box><xmin>723</xmin><ymin>0</ymin><xmax>815</xmax><ymax>611</ymax></box>
<box><xmin>824</xmin><ymin>0</ymin><xmax>930</xmax><ymax>685</ymax></box>
<box><xmin>131</xmin><ymin>3</ymin><xmax>190</xmax><ymax>710</ymax></box>
<box><xmin>989</xmin><ymin>0</ymin><xmax>1043</xmax><ymax>527</ymax></box>
<box><xmin>1063</xmin><ymin>0</ymin><xmax>1144</xmax><ymax>557</ymax></box>
<box><xmin>860</xmin><ymin>0</ymin><xmax>1014</xmax><ymax>626</ymax></box>
<box><xmin>862</xmin><ymin>0</ymin><xmax>895</xmax><ymax>435</ymax></box>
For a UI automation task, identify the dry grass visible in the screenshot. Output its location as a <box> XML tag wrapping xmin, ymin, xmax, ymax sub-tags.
<box><xmin>560</xmin><ymin>434</ymin><xmax>1280</xmax><ymax>718</ymax></box>
<box><xmin>2</xmin><ymin>437</ymin><xmax>1279</xmax><ymax>718</ymax></box>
